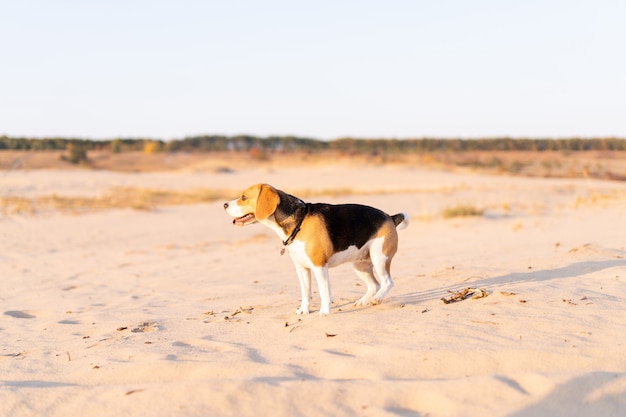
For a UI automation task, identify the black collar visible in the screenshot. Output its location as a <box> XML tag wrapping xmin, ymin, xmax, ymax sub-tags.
<box><xmin>280</xmin><ymin>202</ymin><xmax>308</xmax><ymax>255</ymax></box>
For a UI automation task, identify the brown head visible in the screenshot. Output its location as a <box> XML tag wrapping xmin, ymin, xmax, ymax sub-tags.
<box><xmin>223</xmin><ymin>183</ymin><xmax>280</xmax><ymax>226</ymax></box>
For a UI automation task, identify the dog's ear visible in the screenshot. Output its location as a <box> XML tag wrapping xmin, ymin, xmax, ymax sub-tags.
<box><xmin>255</xmin><ymin>184</ymin><xmax>279</xmax><ymax>220</ymax></box>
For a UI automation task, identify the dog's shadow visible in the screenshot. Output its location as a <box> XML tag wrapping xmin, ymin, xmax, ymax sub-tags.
<box><xmin>394</xmin><ymin>259</ymin><xmax>626</xmax><ymax>306</ymax></box>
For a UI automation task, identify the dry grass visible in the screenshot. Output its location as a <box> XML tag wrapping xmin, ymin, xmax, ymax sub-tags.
<box><xmin>571</xmin><ymin>189</ymin><xmax>626</xmax><ymax>209</ymax></box>
<box><xmin>0</xmin><ymin>186</ymin><xmax>430</xmax><ymax>216</ymax></box>
<box><xmin>0</xmin><ymin>187</ymin><xmax>233</xmax><ymax>215</ymax></box>
<box><xmin>2</xmin><ymin>149</ymin><xmax>626</xmax><ymax>181</ymax></box>
<box><xmin>1</xmin><ymin>183</ymin><xmax>475</xmax><ymax>216</ymax></box>
<box><xmin>2</xmin><ymin>148</ymin><xmax>626</xmax><ymax>217</ymax></box>
<box><xmin>442</xmin><ymin>204</ymin><xmax>485</xmax><ymax>219</ymax></box>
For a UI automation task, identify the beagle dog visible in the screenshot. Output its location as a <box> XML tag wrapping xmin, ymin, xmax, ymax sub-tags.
<box><xmin>224</xmin><ymin>184</ymin><xmax>409</xmax><ymax>315</ymax></box>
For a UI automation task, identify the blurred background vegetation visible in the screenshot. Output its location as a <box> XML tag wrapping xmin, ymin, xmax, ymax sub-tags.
<box><xmin>2</xmin><ymin>135</ymin><xmax>626</xmax><ymax>155</ymax></box>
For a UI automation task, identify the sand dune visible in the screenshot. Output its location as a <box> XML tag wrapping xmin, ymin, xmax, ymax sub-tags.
<box><xmin>1</xmin><ymin>163</ymin><xmax>625</xmax><ymax>416</ymax></box>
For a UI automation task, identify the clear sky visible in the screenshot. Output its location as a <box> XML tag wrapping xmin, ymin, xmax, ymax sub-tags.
<box><xmin>2</xmin><ymin>0</ymin><xmax>625</xmax><ymax>140</ymax></box>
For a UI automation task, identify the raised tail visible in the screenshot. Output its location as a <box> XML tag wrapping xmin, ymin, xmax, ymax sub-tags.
<box><xmin>391</xmin><ymin>212</ymin><xmax>410</xmax><ymax>230</ymax></box>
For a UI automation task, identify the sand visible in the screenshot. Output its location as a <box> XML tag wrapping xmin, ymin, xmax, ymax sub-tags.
<box><xmin>1</xmin><ymin>163</ymin><xmax>626</xmax><ymax>417</ymax></box>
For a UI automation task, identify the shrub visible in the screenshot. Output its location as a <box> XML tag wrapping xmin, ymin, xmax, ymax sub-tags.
<box><xmin>442</xmin><ymin>204</ymin><xmax>484</xmax><ymax>219</ymax></box>
<box><xmin>61</xmin><ymin>142</ymin><xmax>89</xmax><ymax>165</ymax></box>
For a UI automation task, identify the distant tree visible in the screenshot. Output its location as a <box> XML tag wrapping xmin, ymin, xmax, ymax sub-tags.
<box><xmin>110</xmin><ymin>139</ymin><xmax>122</xmax><ymax>153</ymax></box>
<box><xmin>62</xmin><ymin>142</ymin><xmax>89</xmax><ymax>164</ymax></box>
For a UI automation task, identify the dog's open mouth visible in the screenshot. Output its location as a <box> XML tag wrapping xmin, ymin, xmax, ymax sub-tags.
<box><xmin>233</xmin><ymin>213</ymin><xmax>256</xmax><ymax>226</ymax></box>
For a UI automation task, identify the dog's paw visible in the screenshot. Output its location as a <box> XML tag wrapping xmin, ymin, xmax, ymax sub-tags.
<box><xmin>295</xmin><ymin>307</ymin><xmax>310</xmax><ymax>315</ymax></box>
<box><xmin>353</xmin><ymin>298</ymin><xmax>370</xmax><ymax>307</ymax></box>
<box><xmin>369</xmin><ymin>297</ymin><xmax>382</xmax><ymax>306</ymax></box>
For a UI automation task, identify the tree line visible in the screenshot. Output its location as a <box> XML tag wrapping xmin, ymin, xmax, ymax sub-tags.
<box><xmin>1</xmin><ymin>135</ymin><xmax>626</xmax><ymax>153</ymax></box>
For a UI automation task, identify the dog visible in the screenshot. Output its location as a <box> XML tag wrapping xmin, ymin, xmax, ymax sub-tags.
<box><xmin>224</xmin><ymin>184</ymin><xmax>409</xmax><ymax>315</ymax></box>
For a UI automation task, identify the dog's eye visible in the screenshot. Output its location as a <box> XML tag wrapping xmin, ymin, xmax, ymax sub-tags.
<box><xmin>241</xmin><ymin>195</ymin><xmax>247</xmax><ymax>201</ymax></box>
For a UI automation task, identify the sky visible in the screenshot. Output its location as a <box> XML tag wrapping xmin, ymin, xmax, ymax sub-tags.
<box><xmin>1</xmin><ymin>0</ymin><xmax>625</xmax><ymax>140</ymax></box>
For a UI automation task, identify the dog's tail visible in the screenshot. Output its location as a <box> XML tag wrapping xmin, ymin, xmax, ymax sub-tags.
<box><xmin>391</xmin><ymin>212</ymin><xmax>410</xmax><ymax>230</ymax></box>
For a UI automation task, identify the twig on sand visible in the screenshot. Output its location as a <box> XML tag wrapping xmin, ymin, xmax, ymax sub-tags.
<box><xmin>441</xmin><ymin>287</ymin><xmax>488</xmax><ymax>304</ymax></box>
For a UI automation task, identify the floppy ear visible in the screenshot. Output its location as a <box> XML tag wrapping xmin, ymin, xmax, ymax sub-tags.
<box><xmin>255</xmin><ymin>184</ymin><xmax>280</xmax><ymax>220</ymax></box>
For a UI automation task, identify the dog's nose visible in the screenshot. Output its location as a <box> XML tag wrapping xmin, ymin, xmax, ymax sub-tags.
<box><xmin>223</xmin><ymin>202</ymin><xmax>229</xmax><ymax>209</ymax></box>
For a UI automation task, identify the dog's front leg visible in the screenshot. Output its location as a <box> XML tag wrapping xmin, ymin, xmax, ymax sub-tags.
<box><xmin>311</xmin><ymin>266</ymin><xmax>332</xmax><ymax>315</ymax></box>
<box><xmin>294</xmin><ymin>264</ymin><xmax>312</xmax><ymax>315</ymax></box>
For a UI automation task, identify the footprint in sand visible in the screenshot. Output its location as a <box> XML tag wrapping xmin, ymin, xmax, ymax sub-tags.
<box><xmin>131</xmin><ymin>321</ymin><xmax>160</xmax><ymax>333</ymax></box>
<box><xmin>4</xmin><ymin>310</ymin><xmax>37</xmax><ymax>319</ymax></box>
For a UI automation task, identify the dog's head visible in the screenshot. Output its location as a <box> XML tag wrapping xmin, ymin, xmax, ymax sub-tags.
<box><xmin>224</xmin><ymin>183</ymin><xmax>280</xmax><ymax>226</ymax></box>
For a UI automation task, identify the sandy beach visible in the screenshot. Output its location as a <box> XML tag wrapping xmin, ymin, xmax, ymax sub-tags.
<box><xmin>1</xmin><ymin>160</ymin><xmax>626</xmax><ymax>416</ymax></box>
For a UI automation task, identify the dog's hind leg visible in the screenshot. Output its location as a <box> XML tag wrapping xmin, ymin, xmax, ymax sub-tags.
<box><xmin>371</xmin><ymin>260</ymin><xmax>394</xmax><ymax>304</ymax></box>
<box><xmin>353</xmin><ymin>260</ymin><xmax>380</xmax><ymax>307</ymax></box>
<box><xmin>295</xmin><ymin>264</ymin><xmax>312</xmax><ymax>315</ymax></box>
<box><xmin>369</xmin><ymin>237</ymin><xmax>396</xmax><ymax>304</ymax></box>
